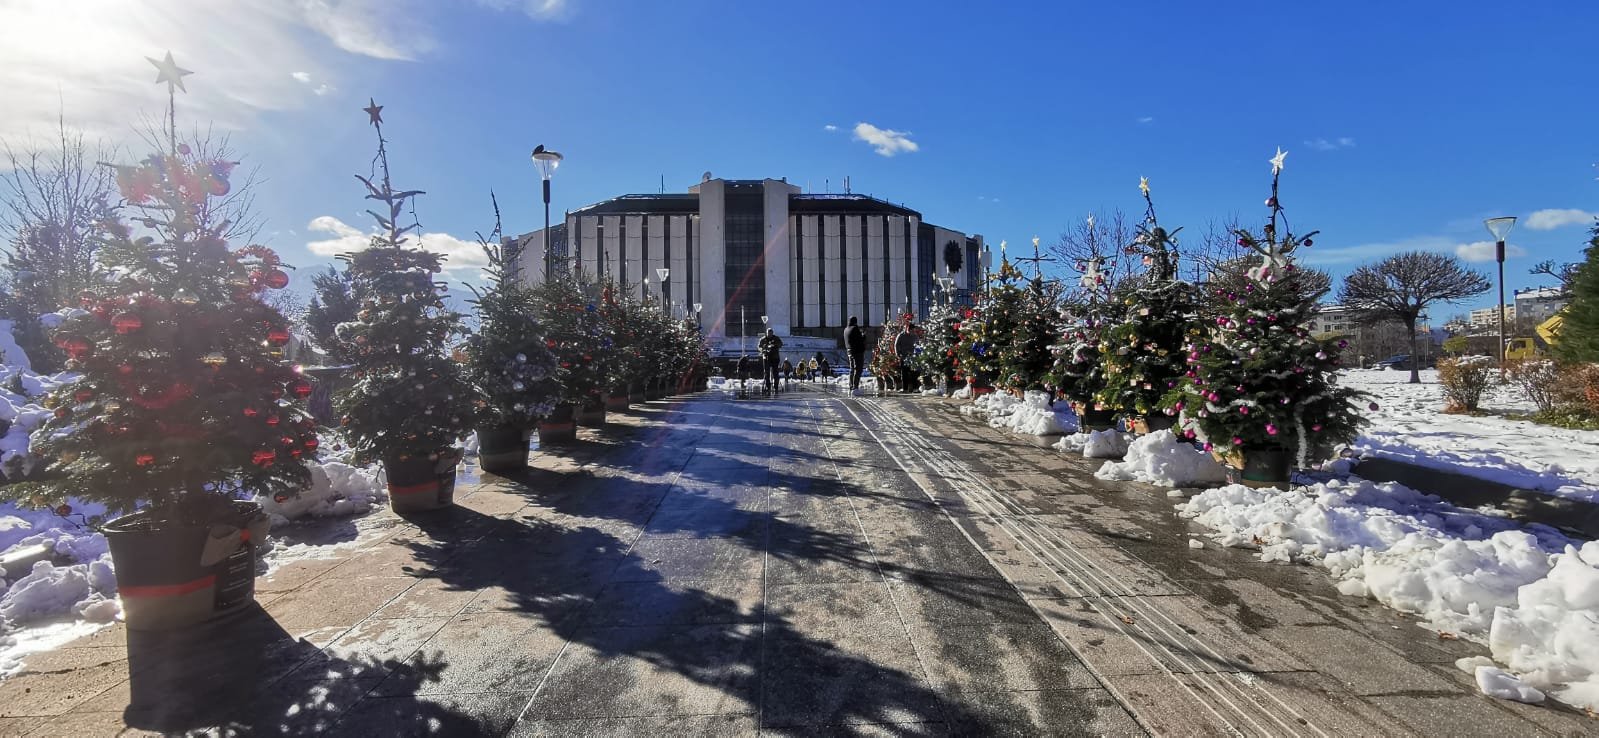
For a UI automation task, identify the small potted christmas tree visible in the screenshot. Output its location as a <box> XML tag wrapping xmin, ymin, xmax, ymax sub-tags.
<box><xmin>463</xmin><ymin>199</ymin><xmax>559</xmax><ymax>473</ymax></box>
<box><xmin>333</xmin><ymin>101</ymin><xmax>475</xmax><ymax>511</ymax></box>
<box><xmin>530</xmin><ymin>275</ymin><xmax>609</xmax><ymax>441</ymax></box>
<box><xmin>1098</xmin><ymin>179</ymin><xmax>1202</xmax><ymax>434</ymax></box>
<box><xmin>1050</xmin><ymin>256</ymin><xmax>1123</xmax><ymax>431</ymax></box>
<box><xmin>956</xmin><ymin>251</ymin><xmax>1027</xmax><ymax>396</ymax></box>
<box><xmin>912</xmin><ymin>280</ymin><xmax>962</xmax><ymax>396</ymax></box>
<box><xmin>870</xmin><ymin>311</ymin><xmax>917</xmax><ymax>394</ymax></box>
<box><xmin>1166</xmin><ymin>149</ymin><xmax>1368</xmax><ymax>487</ymax></box>
<box><xmin>13</xmin><ymin>55</ymin><xmax>317</xmax><ymax>629</ymax></box>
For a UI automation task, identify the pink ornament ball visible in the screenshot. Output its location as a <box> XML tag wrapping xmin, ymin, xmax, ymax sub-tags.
<box><xmin>1265</xmin><ymin>424</ymin><xmax>1279</xmax><ymax>435</ymax></box>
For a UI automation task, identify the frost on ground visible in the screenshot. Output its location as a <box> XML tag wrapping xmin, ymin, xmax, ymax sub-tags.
<box><xmin>1343</xmin><ymin>369</ymin><xmax>1599</xmax><ymax>502</ymax></box>
<box><xmin>960</xmin><ymin>390</ymin><xmax>1076</xmax><ymax>436</ymax></box>
<box><xmin>1096</xmin><ymin>430</ymin><xmax>1228</xmax><ymax>487</ymax></box>
<box><xmin>1178</xmin><ymin>477</ymin><xmax>1599</xmax><ymax>710</ymax></box>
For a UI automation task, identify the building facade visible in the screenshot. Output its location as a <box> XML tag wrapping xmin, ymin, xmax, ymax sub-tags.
<box><xmin>1514</xmin><ymin>287</ymin><xmax>1567</xmax><ymax>324</ymax></box>
<box><xmin>1469</xmin><ymin>304</ymin><xmax>1516</xmax><ymax>329</ymax></box>
<box><xmin>511</xmin><ymin>177</ymin><xmax>983</xmax><ymax>344</ymax></box>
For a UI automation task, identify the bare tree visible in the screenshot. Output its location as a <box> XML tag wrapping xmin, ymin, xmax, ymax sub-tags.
<box><xmin>1049</xmin><ymin>208</ymin><xmax>1134</xmax><ymax>305</ymax></box>
<box><xmin>132</xmin><ymin>121</ymin><xmax>265</xmax><ymax>243</ymax></box>
<box><xmin>1338</xmin><ymin>251</ymin><xmax>1492</xmax><ymax>383</ymax></box>
<box><xmin>0</xmin><ymin>117</ymin><xmax>119</xmax><ymax>370</ymax></box>
<box><xmin>1184</xmin><ymin>214</ymin><xmax>1247</xmax><ymax>284</ymax></box>
<box><xmin>1528</xmin><ymin>259</ymin><xmax>1578</xmax><ymax>294</ymax></box>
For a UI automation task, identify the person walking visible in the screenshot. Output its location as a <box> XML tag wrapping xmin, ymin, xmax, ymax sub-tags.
<box><xmin>781</xmin><ymin>358</ymin><xmax>794</xmax><ymax>387</ymax></box>
<box><xmin>758</xmin><ymin>328</ymin><xmax>783</xmax><ymax>393</ymax></box>
<box><xmin>893</xmin><ymin>323</ymin><xmax>919</xmax><ymax>393</ymax></box>
<box><xmin>843</xmin><ymin>316</ymin><xmax>867</xmax><ymax>391</ymax></box>
<box><xmin>735</xmin><ymin>354</ymin><xmax>751</xmax><ymax>398</ymax></box>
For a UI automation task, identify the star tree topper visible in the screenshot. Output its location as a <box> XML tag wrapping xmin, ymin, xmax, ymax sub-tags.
<box><xmin>1269</xmin><ymin>147</ymin><xmax>1288</xmax><ymax>175</ymax></box>
<box><xmin>364</xmin><ymin>98</ymin><xmax>384</xmax><ymax>127</ymax></box>
<box><xmin>146</xmin><ymin>51</ymin><xmax>192</xmax><ymax>94</ymax></box>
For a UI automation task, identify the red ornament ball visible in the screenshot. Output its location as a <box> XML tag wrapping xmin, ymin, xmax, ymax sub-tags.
<box><xmin>288</xmin><ymin>379</ymin><xmax>313</xmax><ymax>399</ymax></box>
<box><xmin>303</xmin><ymin>436</ymin><xmax>320</xmax><ymax>451</ymax></box>
<box><xmin>265</xmin><ymin>413</ymin><xmax>281</xmax><ymax>427</ymax></box>
<box><xmin>266</xmin><ymin>327</ymin><xmax>291</xmax><ymax>346</ymax></box>
<box><xmin>112</xmin><ymin>313</ymin><xmax>144</xmax><ymax>334</ymax></box>
<box><xmin>263</xmin><ymin>269</ymin><xmax>290</xmax><ymax>290</ymax></box>
<box><xmin>53</xmin><ymin>407</ymin><xmax>69</xmax><ymax>419</ymax></box>
<box><xmin>135</xmin><ymin>453</ymin><xmax>156</xmax><ymax>467</ymax></box>
<box><xmin>251</xmin><ymin>448</ymin><xmax>277</xmax><ymax>467</ymax></box>
<box><xmin>242</xmin><ymin>406</ymin><xmax>259</xmax><ymax>418</ymax></box>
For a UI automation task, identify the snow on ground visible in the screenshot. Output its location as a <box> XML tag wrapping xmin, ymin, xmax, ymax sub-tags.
<box><xmin>1053</xmin><ymin>429</ymin><xmax>1131</xmax><ymax>459</ymax></box>
<box><xmin>1096</xmin><ymin>430</ymin><xmax>1228</xmax><ymax>487</ymax></box>
<box><xmin>1343</xmin><ymin>369</ymin><xmax>1599</xmax><ymax>502</ymax></box>
<box><xmin>959</xmin><ymin>390</ymin><xmax>1077</xmax><ymax>436</ymax></box>
<box><xmin>1177</xmin><ymin>477</ymin><xmax>1599</xmax><ymax>710</ymax></box>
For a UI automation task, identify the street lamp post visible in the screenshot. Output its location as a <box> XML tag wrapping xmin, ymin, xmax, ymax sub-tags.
<box><xmin>1484</xmin><ymin>216</ymin><xmax>1517</xmax><ymax>374</ymax></box>
<box><xmin>694</xmin><ymin>302</ymin><xmax>703</xmax><ymax>332</ymax></box>
<box><xmin>531</xmin><ymin>145</ymin><xmax>563</xmax><ymax>280</ymax></box>
<box><xmin>656</xmin><ymin>268</ymin><xmax>670</xmax><ymax>314</ymax></box>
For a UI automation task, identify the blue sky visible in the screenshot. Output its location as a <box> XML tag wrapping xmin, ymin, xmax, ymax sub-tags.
<box><xmin>5</xmin><ymin>1</ymin><xmax>1596</xmax><ymax>315</ymax></box>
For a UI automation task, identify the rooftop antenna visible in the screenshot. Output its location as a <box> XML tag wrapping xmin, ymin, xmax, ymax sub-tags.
<box><xmin>844</xmin><ymin>175</ymin><xmax>851</xmax><ymax>194</ymax></box>
<box><xmin>825</xmin><ymin>178</ymin><xmax>829</xmax><ymax>193</ymax></box>
<box><xmin>660</xmin><ymin>174</ymin><xmax>665</xmax><ymax>194</ymax></box>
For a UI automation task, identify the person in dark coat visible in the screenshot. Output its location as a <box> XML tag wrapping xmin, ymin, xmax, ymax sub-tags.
<box><xmin>757</xmin><ymin>329</ymin><xmax>783</xmax><ymax>392</ymax></box>
<box><xmin>843</xmin><ymin>316</ymin><xmax>867</xmax><ymax>391</ymax></box>
<box><xmin>735</xmin><ymin>354</ymin><xmax>751</xmax><ymax>396</ymax></box>
<box><xmin>781</xmin><ymin>358</ymin><xmax>794</xmax><ymax>386</ymax></box>
<box><xmin>893</xmin><ymin>325</ymin><xmax>918</xmax><ymax>393</ymax></box>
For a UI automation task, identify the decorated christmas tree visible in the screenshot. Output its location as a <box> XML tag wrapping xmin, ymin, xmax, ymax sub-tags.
<box><xmin>598</xmin><ymin>281</ymin><xmax>651</xmax><ymax>397</ymax></box>
<box><xmin>910</xmin><ymin>283</ymin><xmax>962</xmax><ymax>394</ymax></box>
<box><xmin>1166</xmin><ymin>149</ymin><xmax>1367</xmax><ymax>475</ymax></box>
<box><xmin>955</xmin><ymin>249</ymin><xmax>1026</xmax><ymax>392</ymax></box>
<box><xmin>462</xmin><ymin>197</ymin><xmax>559</xmax><ymax>432</ymax></box>
<box><xmin>1049</xmin><ymin>254</ymin><xmax>1122</xmax><ymax>416</ymax></box>
<box><xmin>1096</xmin><ymin>179</ymin><xmax>1202</xmax><ymax>428</ymax></box>
<box><xmin>998</xmin><ymin>240</ymin><xmax>1061</xmax><ymax>393</ymax></box>
<box><xmin>670</xmin><ymin>316</ymin><xmax>713</xmax><ymax>392</ymax></box>
<box><xmin>333</xmin><ymin>101</ymin><xmax>475</xmax><ymax>473</ymax></box>
<box><xmin>530</xmin><ymin>274</ymin><xmax>611</xmax><ymax>411</ymax></box>
<box><xmin>13</xmin><ymin>57</ymin><xmax>316</xmax><ymax>522</ymax></box>
<box><xmin>870</xmin><ymin>311</ymin><xmax>920</xmax><ymax>391</ymax></box>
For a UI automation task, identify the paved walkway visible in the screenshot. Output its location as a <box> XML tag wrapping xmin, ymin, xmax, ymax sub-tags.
<box><xmin>0</xmin><ymin>385</ymin><xmax>1593</xmax><ymax>736</ymax></box>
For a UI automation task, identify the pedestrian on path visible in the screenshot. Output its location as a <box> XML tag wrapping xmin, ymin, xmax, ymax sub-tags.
<box><xmin>843</xmin><ymin>316</ymin><xmax>867</xmax><ymax>391</ymax></box>
<box><xmin>894</xmin><ymin>323</ymin><xmax>919</xmax><ymax>393</ymax></box>
<box><xmin>781</xmin><ymin>358</ymin><xmax>794</xmax><ymax>387</ymax></box>
<box><xmin>758</xmin><ymin>328</ymin><xmax>783</xmax><ymax>393</ymax></box>
<box><xmin>736</xmin><ymin>354</ymin><xmax>751</xmax><ymax>398</ymax></box>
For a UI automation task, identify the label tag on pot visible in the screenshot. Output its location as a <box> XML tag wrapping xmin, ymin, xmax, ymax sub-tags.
<box><xmin>213</xmin><ymin>541</ymin><xmax>254</xmax><ymax>611</ymax></box>
<box><xmin>199</xmin><ymin>526</ymin><xmax>243</xmax><ymax>567</ymax></box>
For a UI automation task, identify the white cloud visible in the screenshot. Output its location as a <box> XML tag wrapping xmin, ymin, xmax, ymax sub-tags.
<box><xmin>1304</xmin><ymin>137</ymin><xmax>1356</xmax><ymax>151</ymax></box>
<box><xmin>1136</xmin><ymin>116</ymin><xmax>1154</xmax><ymax>124</ymax></box>
<box><xmin>475</xmin><ymin>0</ymin><xmax>576</xmax><ymax>21</ymax></box>
<box><xmin>1525</xmin><ymin>208</ymin><xmax>1598</xmax><ymax>230</ymax></box>
<box><xmin>823</xmin><ymin>124</ymin><xmax>838</xmax><ymax>132</ymax></box>
<box><xmin>296</xmin><ymin>0</ymin><xmax>435</xmax><ymax>61</ymax></box>
<box><xmin>1456</xmin><ymin>240</ymin><xmax>1527</xmax><ymax>262</ymax></box>
<box><xmin>291</xmin><ymin>71</ymin><xmax>312</xmax><ymax>83</ymax></box>
<box><xmin>306</xmin><ymin>215</ymin><xmax>489</xmax><ymax>272</ymax></box>
<box><xmin>852</xmin><ymin>122</ymin><xmax>919</xmax><ymax>157</ymax></box>
<box><xmin>290</xmin><ymin>70</ymin><xmax>336</xmax><ymax>96</ymax></box>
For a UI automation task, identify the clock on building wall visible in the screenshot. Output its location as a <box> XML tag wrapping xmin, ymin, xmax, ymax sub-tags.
<box><xmin>943</xmin><ymin>240</ymin><xmax>963</xmax><ymax>273</ymax></box>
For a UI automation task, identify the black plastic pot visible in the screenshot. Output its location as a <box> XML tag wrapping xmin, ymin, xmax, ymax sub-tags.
<box><xmin>576</xmin><ymin>398</ymin><xmax>607</xmax><ymax>427</ymax></box>
<box><xmin>1227</xmin><ymin>448</ymin><xmax>1292</xmax><ymax>489</ymax></box>
<box><xmin>103</xmin><ymin>500</ymin><xmax>268</xmax><ymax>631</ymax></box>
<box><xmin>385</xmin><ymin>449</ymin><xmax>460</xmax><ymax>513</ymax></box>
<box><xmin>476</xmin><ymin>426</ymin><xmax>528</xmax><ymax>474</ymax></box>
<box><xmin>1073</xmin><ymin>403</ymin><xmax>1118</xmax><ymax>432</ymax></box>
<box><xmin>538</xmin><ymin>403</ymin><xmax>577</xmax><ymax>444</ymax></box>
<box><xmin>605</xmin><ymin>390</ymin><xmax>630</xmax><ymax>412</ymax></box>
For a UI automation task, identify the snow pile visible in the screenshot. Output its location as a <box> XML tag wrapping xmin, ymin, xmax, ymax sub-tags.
<box><xmin>959</xmin><ymin>391</ymin><xmax>1075</xmax><ymax>436</ymax></box>
<box><xmin>920</xmin><ymin>387</ymin><xmax>944</xmax><ymax>397</ymax></box>
<box><xmin>258</xmin><ymin>461</ymin><xmax>386</xmax><ymax>525</ymax></box>
<box><xmin>0</xmin><ymin>324</ymin><xmax>75</xmax><ymax>481</ymax></box>
<box><xmin>1488</xmin><ymin>540</ymin><xmax>1599</xmax><ymax>709</ymax></box>
<box><xmin>1095</xmin><ymin>430</ymin><xmax>1227</xmax><ymax>487</ymax></box>
<box><xmin>952</xmin><ymin>383</ymin><xmax>973</xmax><ymax>400</ymax></box>
<box><xmin>1053</xmin><ymin>429</ymin><xmax>1130</xmax><ymax>458</ymax></box>
<box><xmin>1343</xmin><ymin>369</ymin><xmax>1599</xmax><ymax>502</ymax></box>
<box><xmin>1178</xmin><ymin>477</ymin><xmax>1599</xmax><ymax>710</ymax></box>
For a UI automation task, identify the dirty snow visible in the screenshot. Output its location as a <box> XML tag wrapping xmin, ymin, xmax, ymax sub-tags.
<box><xmin>1343</xmin><ymin>369</ymin><xmax>1599</xmax><ymax>503</ymax></box>
<box><xmin>1178</xmin><ymin>477</ymin><xmax>1599</xmax><ymax>710</ymax></box>
<box><xmin>1095</xmin><ymin>430</ymin><xmax>1228</xmax><ymax>487</ymax></box>
<box><xmin>960</xmin><ymin>390</ymin><xmax>1076</xmax><ymax>436</ymax></box>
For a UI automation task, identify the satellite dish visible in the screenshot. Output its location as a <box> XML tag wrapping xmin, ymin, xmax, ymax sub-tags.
<box><xmin>702</xmin><ymin>171</ymin><xmax>712</xmax><ymax>182</ymax></box>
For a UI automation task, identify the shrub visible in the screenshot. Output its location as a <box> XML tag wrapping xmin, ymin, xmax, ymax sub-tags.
<box><xmin>1504</xmin><ymin>358</ymin><xmax>1564</xmax><ymax>413</ymax></box>
<box><xmin>1437</xmin><ymin>355</ymin><xmax>1496</xmax><ymax>413</ymax></box>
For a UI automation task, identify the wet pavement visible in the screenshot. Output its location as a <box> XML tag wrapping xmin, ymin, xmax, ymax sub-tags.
<box><xmin>1</xmin><ymin>385</ymin><xmax>1594</xmax><ymax>736</ymax></box>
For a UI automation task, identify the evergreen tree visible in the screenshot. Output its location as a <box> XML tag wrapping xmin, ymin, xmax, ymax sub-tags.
<box><xmin>1049</xmin><ymin>255</ymin><xmax>1122</xmax><ymax>410</ymax></box>
<box><xmin>870</xmin><ymin>310</ymin><xmax>920</xmax><ymax>389</ymax></box>
<box><xmin>462</xmin><ymin>198</ymin><xmax>559</xmax><ymax>430</ymax></box>
<box><xmin>13</xmin><ymin>142</ymin><xmax>315</xmax><ymax>520</ymax></box>
<box><xmin>1097</xmin><ymin>181</ymin><xmax>1202</xmax><ymax>420</ymax></box>
<box><xmin>1166</xmin><ymin>149</ymin><xmax>1367</xmax><ymax>466</ymax></box>
<box><xmin>530</xmin><ymin>275</ymin><xmax>612</xmax><ymax>409</ymax></box>
<box><xmin>1000</xmin><ymin>275</ymin><xmax>1059</xmax><ymax>392</ymax></box>
<box><xmin>910</xmin><ymin>285</ymin><xmax>961</xmax><ymax>393</ymax></box>
<box><xmin>305</xmin><ymin>266</ymin><xmax>357</xmax><ymax>364</ymax></box>
<box><xmin>956</xmin><ymin>254</ymin><xmax>1025</xmax><ymax>390</ymax></box>
<box><xmin>1555</xmin><ymin>220</ymin><xmax>1599</xmax><ymax>363</ymax></box>
<box><xmin>333</xmin><ymin>102</ymin><xmax>474</xmax><ymax>466</ymax></box>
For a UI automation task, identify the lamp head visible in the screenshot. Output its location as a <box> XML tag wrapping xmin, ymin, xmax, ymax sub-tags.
<box><xmin>656</xmin><ymin>267</ymin><xmax>670</xmax><ymax>282</ymax></box>
<box><xmin>531</xmin><ymin>145</ymin><xmax>563</xmax><ymax>181</ymax></box>
<box><xmin>1484</xmin><ymin>216</ymin><xmax>1516</xmax><ymax>243</ymax></box>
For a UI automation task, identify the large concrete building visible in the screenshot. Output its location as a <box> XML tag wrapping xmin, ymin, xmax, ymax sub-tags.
<box><xmin>511</xmin><ymin>177</ymin><xmax>982</xmax><ymax>351</ymax></box>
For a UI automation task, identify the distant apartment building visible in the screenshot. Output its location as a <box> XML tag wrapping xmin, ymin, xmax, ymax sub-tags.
<box><xmin>1308</xmin><ymin>304</ymin><xmax>1357</xmax><ymax>338</ymax></box>
<box><xmin>1514</xmin><ymin>286</ymin><xmax>1568</xmax><ymax>323</ymax></box>
<box><xmin>1469</xmin><ymin>304</ymin><xmax>1515</xmax><ymax>329</ymax></box>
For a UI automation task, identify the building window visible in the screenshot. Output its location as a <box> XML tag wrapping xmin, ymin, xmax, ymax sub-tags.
<box><xmin>917</xmin><ymin>224</ymin><xmax>935</xmax><ymax>319</ymax></box>
<box><xmin>724</xmin><ymin>190</ymin><xmax>764</xmax><ymax>336</ymax></box>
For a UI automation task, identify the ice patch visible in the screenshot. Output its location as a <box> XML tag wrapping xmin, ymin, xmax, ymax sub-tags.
<box><xmin>1475</xmin><ymin>665</ymin><xmax>1545</xmax><ymax>704</ymax></box>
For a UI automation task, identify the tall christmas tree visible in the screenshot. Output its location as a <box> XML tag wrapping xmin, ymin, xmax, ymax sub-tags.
<box><xmin>910</xmin><ymin>281</ymin><xmax>961</xmax><ymax>394</ymax></box>
<box><xmin>1555</xmin><ymin>220</ymin><xmax>1599</xmax><ymax>365</ymax></box>
<box><xmin>462</xmin><ymin>197</ymin><xmax>559</xmax><ymax>431</ymax></box>
<box><xmin>530</xmin><ymin>275</ymin><xmax>612</xmax><ymax>410</ymax></box>
<box><xmin>1096</xmin><ymin>179</ymin><xmax>1201</xmax><ymax>426</ymax></box>
<box><xmin>870</xmin><ymin>310</ymin><xmax>920</xmax><ymax>391</ymax></box>
<box><xmin>1166</xmin><ymin>149</ymin><xmax>1366</xmax><ymax>469</ymax></box>
<box><xmin>333</xmin><ymin>100</ymin><xmax>474</xmax><ymax>469</ymax></box>
<box><xmin>13</xmin><ymin>53</ymin><xmax>317</xmax><ymax>521</ymax></box>
<box><xmin>1000</xmin><ymin>240</ymin><xmax>1061</xmax><ymax>393</ymax></box>
<box><xmin>956</xmin><ymin>249</ymin><xmax>1025</xmax><ymax>391</ymax></box>
<box><xmin>1049</xmin><ymin>254</ymin><xmax>1121</xmax><ymax>413</ymax></box>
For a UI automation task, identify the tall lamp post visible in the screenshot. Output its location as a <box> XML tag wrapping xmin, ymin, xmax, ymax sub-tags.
<box><xmin>656</xmin><ymin>268</ymin><xmax>671</xmax><ymax>315</ymax></box>
<box><xmin>531</xmin><ymin>145</ymin><xmax>563</xmax><ymax>280</ymax></box>
<box><xmin>1484</xmin><ymin>216</ymin><xmax>1517</xmax><ymax>374</ymax></box>
<box><xmin>694</xmin><ymin>302</ymin><xmax>703</xmax><ymax>331</ymax></box>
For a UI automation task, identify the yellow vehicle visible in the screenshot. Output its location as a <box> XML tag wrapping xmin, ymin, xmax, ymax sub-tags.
<box><xmin>1504</xmin><ymin>312</ymin><xmax>1565</xmax><ymax>361</ymax></box>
